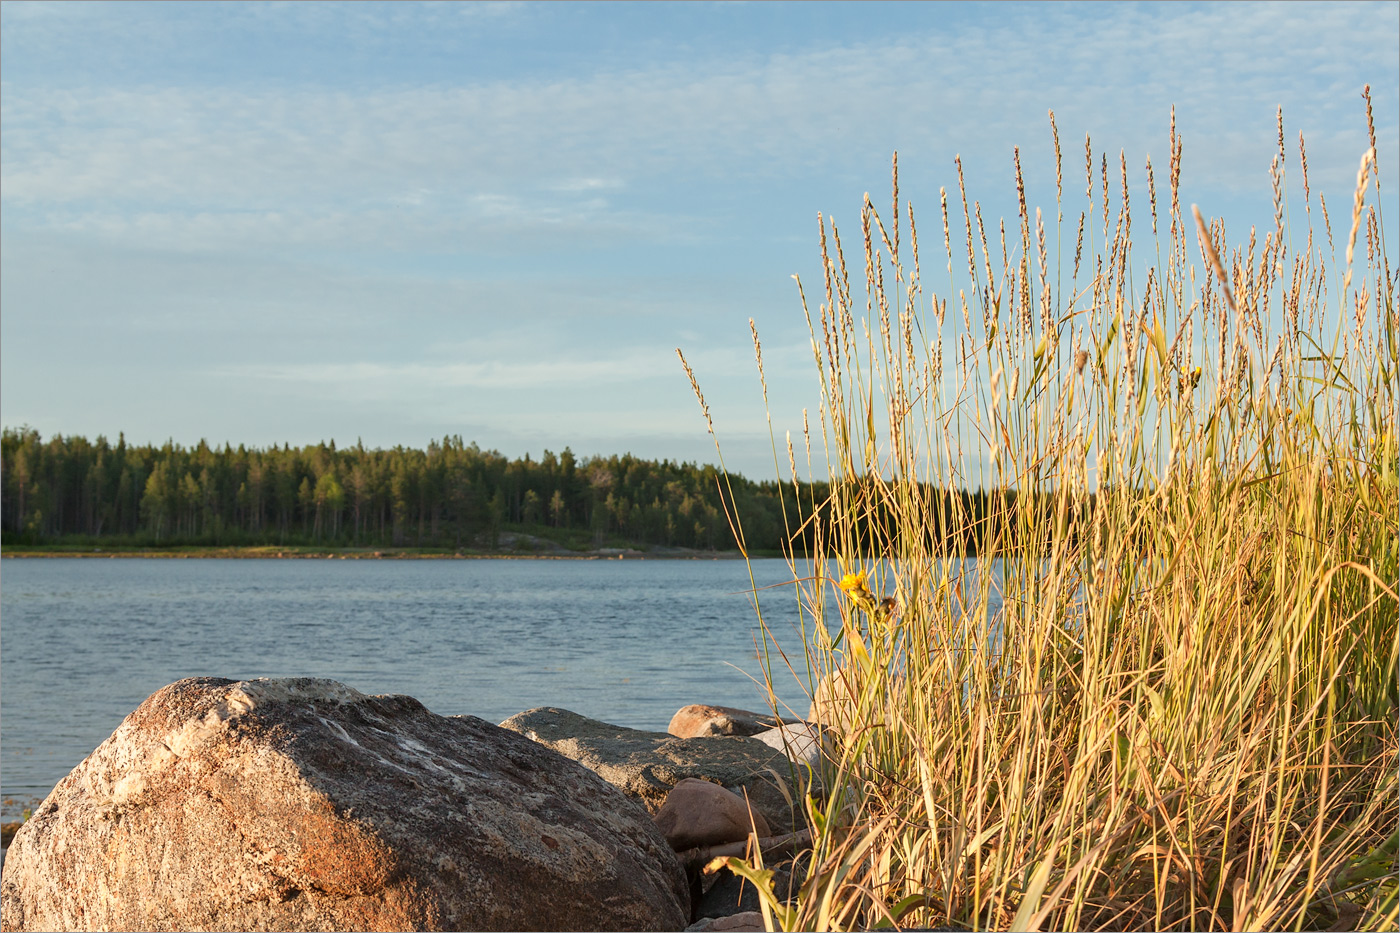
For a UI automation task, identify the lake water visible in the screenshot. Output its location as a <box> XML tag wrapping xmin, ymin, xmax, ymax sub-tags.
<box><xmin>0</xmin><ymin>557</ymin><xmax>831</xmax><ymax>820</ymax></box>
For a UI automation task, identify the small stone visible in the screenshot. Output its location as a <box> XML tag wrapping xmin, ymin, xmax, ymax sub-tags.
<box><xmin>654</xmin><ymin>778</ymin><xmax>771</xmax><ymax>851</ymax></box>
<box><xmin>685</xmin><ymin>910</ymin><xmax>767</xmax><ymax>932</ymax></box>
<box><xmin>752</xmin><ymin>722</ymin><xmax>832</xmax><ymax>771</ymax></box>
<box><xmin>668</xmin><ymin>704</ymin><xmax>792</xmax><ymax>738</ymax></box>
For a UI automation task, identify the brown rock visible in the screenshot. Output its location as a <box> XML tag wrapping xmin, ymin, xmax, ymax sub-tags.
<box><xmin>499</xmin><ymin>708</ymin><xmax>812</xmax><ymax>836</ymax></box>
<box><xmin>0</xmin><ymin>677</ymin><xmax>688</xmax><ymax>932</ymax></box>
<box><xmin>654</xmin><ymin>778</ymin><xmax>771</xmax><ymax>851</ymax></box>
<box><xmin>667</xmin><ymin>704</ymin><xmax>794</xmax><ymax>738</ymax></box>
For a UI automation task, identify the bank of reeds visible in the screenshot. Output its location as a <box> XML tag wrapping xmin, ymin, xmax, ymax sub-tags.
<box><xmin>691</xmin><ymin>94</ymin><xmax>1398</xmax><ymax>931</ymax></box>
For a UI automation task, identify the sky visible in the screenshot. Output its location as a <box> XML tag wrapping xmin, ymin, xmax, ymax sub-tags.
<box><xmin>2</xmin><ymin>0</ymin><xmax>1397</xmax><ymax>482</ymax></box>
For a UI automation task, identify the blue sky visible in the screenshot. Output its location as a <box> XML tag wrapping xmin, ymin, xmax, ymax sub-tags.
<box><xmin>2</xmin><ymin>1</ymin><xmax>1397</xmax><ymax>481</ymax></box>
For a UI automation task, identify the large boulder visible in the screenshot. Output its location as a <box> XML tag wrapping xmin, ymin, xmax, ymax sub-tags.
<box><xmin>499</xmin><ymin>708</ymin><xmax>811</xmax><ymax>836</ymax></box>
<box><xmin>0</xmin><ymin>677</ymin><xmax>689</xmax><ymax>932</ymax></box>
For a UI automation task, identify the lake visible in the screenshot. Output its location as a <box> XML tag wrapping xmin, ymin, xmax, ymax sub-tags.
<box><xmin>0</xmin><ymin>556</ymin><xmax>832</xmax><ymax>820</ymax></box>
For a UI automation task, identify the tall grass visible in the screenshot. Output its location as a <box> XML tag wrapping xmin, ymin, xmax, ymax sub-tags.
<box><xmin>692</xmin><ymin>94</ymin><xmax>1398</xmax><ymax>931</ymax></box>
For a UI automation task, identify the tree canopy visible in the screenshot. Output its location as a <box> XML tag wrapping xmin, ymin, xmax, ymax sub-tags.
<box><xmin>0</xmin><ymin>428</ymin><xmax>821</xmax><ymax>552</ymax></box>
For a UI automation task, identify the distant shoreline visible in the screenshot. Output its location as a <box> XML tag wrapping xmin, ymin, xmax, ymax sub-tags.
<box><xmin>0</xmin><ymin>545</ymin><xmax>750</xmax><ymax>560</ymax></box>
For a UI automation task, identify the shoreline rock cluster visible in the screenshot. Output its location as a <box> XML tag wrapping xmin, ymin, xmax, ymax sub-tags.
<box><xmin>0</xmin><ymin>679</ymin><xmax>831</xmax><ymax>932</ymax></box>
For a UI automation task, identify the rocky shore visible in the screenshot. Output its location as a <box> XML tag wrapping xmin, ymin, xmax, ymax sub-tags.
<box><xmin>0</xmin><ymin>679</ymin><xmax>829</xmax><ymax>932</ymax></box>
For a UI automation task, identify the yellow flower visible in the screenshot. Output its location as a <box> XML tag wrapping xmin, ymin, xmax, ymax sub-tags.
<box><xmin>838</xmin><ymin>570</ymin><xmax>868</xmax><ymax>594</ymax></box>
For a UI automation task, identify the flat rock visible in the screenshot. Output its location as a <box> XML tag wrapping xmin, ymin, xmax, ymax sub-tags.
<box><xmin>499</xmin><ymin>708</ymin><xmax>810</xmax><ymax>836</ymax></box>
<box><xmin>686</xmin><ymin>911</ymin><xmax>766</xmax><ymax>932</ymax></box>
<box><xmin>0</xmin><ymin>677</ymin><xmax>688</xmax><ymax>932</ymax></box>
<box><xmin>667</xmin><ymin>704</ymin><xmax>796</xmax><ymax>738</ymax></box>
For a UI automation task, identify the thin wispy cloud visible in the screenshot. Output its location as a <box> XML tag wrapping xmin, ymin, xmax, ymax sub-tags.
<box><xmin>223</xmin><ymin>357</ymin><xmax>671</xmax><ymax>394</ymax></box>
<box><xmin>6</xmin><ymin>4</ymin><xmax>1390</xmax><ymax>213</ymax></box>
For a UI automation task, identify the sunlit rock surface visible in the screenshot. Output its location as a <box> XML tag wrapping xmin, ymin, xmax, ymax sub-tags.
<box><xmin>667</xmin><ymin>704</ymin><xmax>795</xmax><ymax>738</ymax></box>
<box><xmin>0</xmin><ymin>677</ymin><xmax>688</xmax><ymax>932</ymax></box>
<box><xmin>654</xmin><ymin>777</ymin><xmax>770</xmax><ymax>851</ymax></box>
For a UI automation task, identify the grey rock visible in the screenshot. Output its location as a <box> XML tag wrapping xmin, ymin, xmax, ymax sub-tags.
<box><xmin>808</xmin><ymin>668</ymin><xmax>861</xmax><ymax>732</ymax></box>
<box><xmin>685</xmin><ymin>911</ymin><xmax>766</xmax><ymax>932</ymax></box>
<box><xmin>694</xmin><ymin>860</ymin><xmax>797</xmax><ymax>922</ymax></box>
<box><xmin>499</xmin><ymin>707</ymin><xmax>812</xmax><ymax>836</ymax></box>
<box><xmin>751</xmin><ymin>722</ymin><xmax>833</xmax><ymax>772</ymax></box>
<box><xmin>0</xmin><ymin>677</ymin><xmax>688</xmax><ymax>932</ymax></box>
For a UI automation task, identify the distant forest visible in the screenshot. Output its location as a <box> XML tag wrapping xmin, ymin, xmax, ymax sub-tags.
<box><xmin>0</xmin><ymin>428</ymin><xmax>1006</xmax><ymax>553</ymax></box>
<box><xmin>0</xmin><ymin>428</ymin><xmax>818</xmax><ymax>551</ymax></box>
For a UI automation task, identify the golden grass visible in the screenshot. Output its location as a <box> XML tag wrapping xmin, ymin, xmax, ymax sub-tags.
<box><xmin>693</xmin><ymin>93</ymin><xmax>1399</xmax><ymax>932</ymax></box>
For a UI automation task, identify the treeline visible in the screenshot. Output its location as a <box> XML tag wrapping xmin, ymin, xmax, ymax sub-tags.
<box><xmin>0</xmin><ymin>428</ymin><xmax>1027</xmax><ymax>554</ymax></box>
<box><xmin>0</xmin><ymin>428</ymin><xmax>825</xmax><ymax>551</ymax></box>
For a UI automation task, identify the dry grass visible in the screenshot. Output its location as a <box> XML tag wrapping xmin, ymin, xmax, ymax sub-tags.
<box><xmin>695</xmin><ymin>95</ymin><xmax>1398</xmax><ymax>932</ymax></box>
